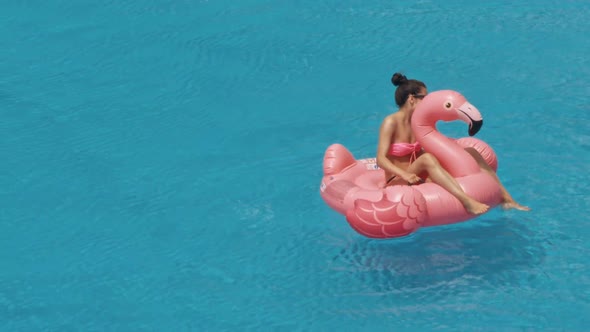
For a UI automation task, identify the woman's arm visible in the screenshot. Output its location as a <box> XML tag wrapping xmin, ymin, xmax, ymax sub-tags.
<box><xmin>376</xmin><ymin>117</ymin><xmax>409</xmax><ymax>178</ymax></box>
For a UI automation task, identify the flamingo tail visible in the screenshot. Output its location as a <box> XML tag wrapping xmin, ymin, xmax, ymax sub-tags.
<box><xmin>323</xmin><ymin>144</ymin><xmax>357</xmax><ymax>176</ymax></box>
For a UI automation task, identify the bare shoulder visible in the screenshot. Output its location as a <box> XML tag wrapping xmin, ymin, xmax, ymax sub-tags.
<box><xmin>379</xmin><ymin>113</ymin><xmax>399</xmax><ymax>137</ymax></box>
<box><xmin>381</xmin><ymin>113</ymin><xmax>400</xmax><ymax>127</ymax></box>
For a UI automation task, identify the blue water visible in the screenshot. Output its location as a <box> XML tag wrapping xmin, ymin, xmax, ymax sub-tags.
<box><xmin>1</xmin><ymin>0</ymin><xmax>589</xmax><ymax>331</ymax></box>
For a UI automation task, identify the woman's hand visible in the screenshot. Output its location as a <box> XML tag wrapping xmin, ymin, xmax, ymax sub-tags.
<box><xmin>401</xmin><ymin>172</ymin><xmax>422</xmax><ymax>185</ymax></box>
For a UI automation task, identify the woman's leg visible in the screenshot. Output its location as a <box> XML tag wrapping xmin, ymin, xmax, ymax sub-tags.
<box><xmin>464</xmin><ymin>148</ymin><xmax>530</xmax><ymax>211</ymax></box>
<box><xmin>407</xmin><ymin>153</ymin><xmax>489</xmax><ymax>215</ymax></box>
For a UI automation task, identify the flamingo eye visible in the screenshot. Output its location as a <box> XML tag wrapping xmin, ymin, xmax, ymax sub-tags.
<box><xmin>444</xmin><ymin>102</ymin><xmax>453</xmax><ymax>110</ymax></box>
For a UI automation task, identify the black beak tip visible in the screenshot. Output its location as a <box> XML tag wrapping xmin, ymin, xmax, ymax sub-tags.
<box><xmin>469</xmin><ymin>120</ymin><xmax>483</xmax><ymax>136</ymax></box>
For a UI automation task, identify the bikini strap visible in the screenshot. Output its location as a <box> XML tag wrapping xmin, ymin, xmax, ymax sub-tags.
<box><xmin>410</xmin><ymin>150</ymin><xmax>417</xmax><ymax>164</ymax></box>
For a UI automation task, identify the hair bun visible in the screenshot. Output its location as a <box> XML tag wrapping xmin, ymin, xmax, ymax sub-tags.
<box><xmin>391</xmin><ymin>72</ymin><xmax>408</xmax><ymax>86</ymax></box>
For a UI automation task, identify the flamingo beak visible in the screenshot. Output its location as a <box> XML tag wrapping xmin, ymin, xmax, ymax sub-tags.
<box><xmin>457</xmin><ymin>102</ymin><xmax>483</xmax><ymax>136</ymax></box>
<box><xmin>469</xmin><ymin>119</ymin><xmax>483</xmax><ymax>136</ymax></box>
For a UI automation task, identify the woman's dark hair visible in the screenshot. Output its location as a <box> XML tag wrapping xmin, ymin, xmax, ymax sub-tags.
<box><xmin>391</xmin><ymin>72</ymin><xmax>426</xmax><ymax>107</ymax></box>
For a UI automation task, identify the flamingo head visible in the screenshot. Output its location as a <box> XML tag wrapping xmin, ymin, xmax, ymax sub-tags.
<box><xmin>414</xmin><ymin>90</ymin><xmax>483</xmax><ymax>136</ymax></box>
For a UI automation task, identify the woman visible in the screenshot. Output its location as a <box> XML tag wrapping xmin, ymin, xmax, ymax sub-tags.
<box><xmin>376</xmin><ymin>72</ymin><xmax>530</xmax><ymax>213</ymax></box>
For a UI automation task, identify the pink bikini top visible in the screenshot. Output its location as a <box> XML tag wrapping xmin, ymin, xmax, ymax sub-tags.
<box><xmin>389</xmin><ymin>142</ymin><xmax>422</xmax><ymax>163</ymax></box>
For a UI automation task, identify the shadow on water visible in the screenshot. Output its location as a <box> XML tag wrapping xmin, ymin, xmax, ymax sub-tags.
<box><xmin>328</xmin><ymin>215</ymin><xmax>546</xmax><ymax>298</ymax></box>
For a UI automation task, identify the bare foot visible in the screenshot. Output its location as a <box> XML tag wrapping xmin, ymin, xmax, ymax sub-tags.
<box><xmin>464</xmin><ymin>199</ymin><xmax>489</xmax><ymax>215</ymax></box>
<box><xmin>501</xmin><ymin>201</ymin><xmax>531</xmax><ymax>211</ymax></box>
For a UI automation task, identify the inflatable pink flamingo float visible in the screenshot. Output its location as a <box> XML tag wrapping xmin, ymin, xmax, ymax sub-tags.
<box><xmin>320</xmin><ymin>90</ymin><xmax>503</xmax><ymax>238</ymax></box>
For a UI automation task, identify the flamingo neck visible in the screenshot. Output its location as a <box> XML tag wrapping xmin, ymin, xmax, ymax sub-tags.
<box><xmin>412</xmin><ymin>119</ymin><xmax>480</xmax><ymax>177</ymax></box>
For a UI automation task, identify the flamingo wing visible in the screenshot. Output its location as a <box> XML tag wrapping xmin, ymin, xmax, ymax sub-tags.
<box><xmin>345</xmin><ymin>186</ymin><xmax>427</xmax><ymax>238</ymax></box>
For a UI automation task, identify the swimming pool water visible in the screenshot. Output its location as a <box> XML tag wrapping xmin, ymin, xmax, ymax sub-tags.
<box><xmin>1</xmin><ymin>0</ymin><xmax>589</xmax><ymax>331</ymax></box>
